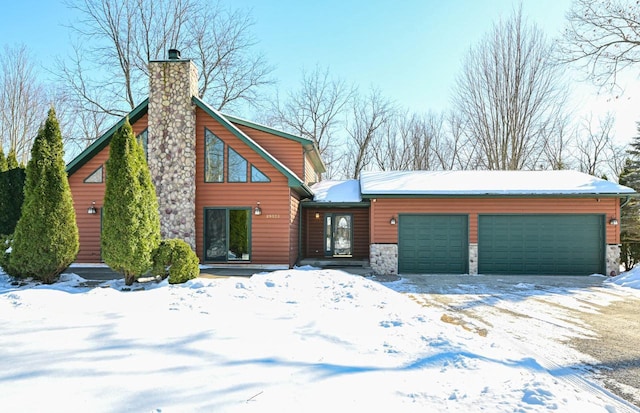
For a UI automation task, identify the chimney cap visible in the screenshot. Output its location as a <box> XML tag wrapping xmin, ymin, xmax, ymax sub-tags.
<box><xmin>168</xmin><ymin>49</ymin><xmax>181</xmax><ymax>60</ymax></box>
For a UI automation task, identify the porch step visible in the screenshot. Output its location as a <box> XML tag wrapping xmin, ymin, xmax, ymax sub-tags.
<box><xmin>298</xmin><ymin>258</ymin><xmax>370</xmax><ymax>268</ymax></box>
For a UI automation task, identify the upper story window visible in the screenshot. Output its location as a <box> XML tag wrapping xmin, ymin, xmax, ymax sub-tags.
<box><xmin>205</xmin><ymin>128</ymin><xmax>224</xmax><ymax>182</ymax></box>
<box><xmin>228</xmin><ymin>147</ymin><xmax>247</xmax><ymax>182</ymax></box>
<box><xmin>137</xmin><ymin>129</ymin><xmax>148</xmax><ymax>160</ymax></box>
<box><xmin>84</xmin><ymin>165</ymin><xmax>103</xmax><ymax>183</ymax></box>
<box><xmin>204</xmin><ymin>127</ymin><xmax>271</xmax><ymax>184</ymax></box>
<box><xmin>251</xmin><ymin>165</ymin><xmax>270</xmax><ymax>182</ymax></box>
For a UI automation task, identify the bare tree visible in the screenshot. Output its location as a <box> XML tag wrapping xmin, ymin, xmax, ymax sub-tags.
<box><xmin>269</xmin><ymin>65</ymin><xmax>356</xmax><ymax>174</ymax></box>
<box><xmin>0</xmin><ymin>45</ymin><xmax>49</xmax><ymax>164</ymax></box>
<box><xmin>574</xmin><ymin>113</ymin><xmax>617</xmax><ymax>176</ymax></box>
<box><xmin>371</xmin><ymin>111</ymin><xmax>452</xmax><ymax>172</ymax></box>
<box><xmin>562</xmin><ymin>0</ymin><xmax>640</xmax><ymax>90</ymax></box>
<box><xmin>541</xmin><ymin>114</ymin><xmax>573</xmax><ymax>170</ymax></box>
<box><xmin>371</xmin><ymin>116</ymin><xmax>412</xmax><ymax>171</ymax></box>
<box><xmin>440</xmin><ymin>113</ymin><xmax>481</xmax><ymax>170</ymax></box>
<box><xmin>57</xmin><ymin>0</ymin><xmax>273</xmax><ymax>142</ymax></box>
<box><xmin>452</xmin><ymin>7</ymin><xmax>569</xmax><ymax>170</ymax></box>
<box><xmin>341</xmin><ymin>88</ymin><xmax>394</xmax><ymax>179</ymax></box>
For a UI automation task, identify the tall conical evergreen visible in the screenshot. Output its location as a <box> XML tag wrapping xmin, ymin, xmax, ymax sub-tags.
<box><xmin>10</xmin><ymin>108</ymin><xmax>79</xmax><ymax>283</ymax></box>
<box><xmin>0</xmin><ymin>166</ymin><xmax>26</xmax><ymax>236</ymax></box>
<box><xmin>102</xmin><ymin>119</ymin><xmax>160</xmax><ymax>285</ymax></box>
<box><xmin>619</xmin><ymin>122</ymin><xmax>640</xmax><ymax>269</ymax></box>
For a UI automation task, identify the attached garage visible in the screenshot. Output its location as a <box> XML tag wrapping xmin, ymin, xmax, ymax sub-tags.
<box><xmin>360</xmin><ymin>170</ymin><xmax>635</xmax><ymax>277</ymax></box>
<box><xmin>478</xmin><ymin>214</ymin><xmax>605</xmax><ymax>275</ymax></box>
<box><xmin>399</xmin><ymin>214</ymin><xmax>468</xmax><ymax>274</ymax></box>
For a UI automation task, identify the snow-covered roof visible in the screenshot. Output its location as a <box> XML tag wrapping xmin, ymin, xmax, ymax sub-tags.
<box><xmin>311</xmin><ymin>179</ymin><xmax>362</xmax><ymax>202</ymax></box>
<box><xmin>359</xmin><ymin>170</ymin><xmax>635</xmax><ymax>196</ymax></box>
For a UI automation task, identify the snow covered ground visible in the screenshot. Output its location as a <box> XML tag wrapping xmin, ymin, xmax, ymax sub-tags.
<box><xmin>0</xmin><ymin>267</ymin><xmax>639</xmax><ymax>412</ymax></box>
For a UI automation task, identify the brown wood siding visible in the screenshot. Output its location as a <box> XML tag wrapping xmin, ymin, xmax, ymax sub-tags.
<box><xmin>196</xmin><ymin>109</ymin><xmax>293</xmax><ymax>265</ymax></box>
<box><xmin>68</xmin><ymin>114</ymin><xmax>149</xmax><ymax>262</ymax></box>
<box><xmin>370</xmin><ymin>197</ymin><xmax>620</xmax><ymax>245</ymax></box>
<box><xmin>304</xmin><ymin>154</ymin><xmax>319</xmax><ymax>184</ymax></box>
<box><xmin>289</xmin><ymin>194</ymin><xmax>300</xmax><ymax>267</ymax></box>
<box><xmin>233</xmin><ymin>124</ymin><xmax>304</xmax><ymax>178</ymax></box>
<box><xmin>302</xmin><ymin>207</ymin><xmax>370</xmax><ymax>259</ymax></box>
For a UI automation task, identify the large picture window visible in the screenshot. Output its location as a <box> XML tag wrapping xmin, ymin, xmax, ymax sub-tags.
<box><xmin>205</xmin><ymin>129</ymin><xmax>224</xmax><ymax>182</ymax></box>
<box><xmin>204</xmin><ymin>208</ymin><xmax>250</xmax><ymax>262</ymax></box>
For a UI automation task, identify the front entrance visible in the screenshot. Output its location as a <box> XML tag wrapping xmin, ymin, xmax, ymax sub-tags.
<box><xmin>204</xmin><ymin>208</ymin><xmax>251</xmax><ymax>262</ymax></box>
<box><xmin>324</xmin><ymin>213</ymin><xmax>353</xmax><ymax>257</ymax></box>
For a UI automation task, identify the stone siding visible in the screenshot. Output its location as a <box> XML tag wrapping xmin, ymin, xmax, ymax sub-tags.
<box><xmin>148</xmin><ymin>58</ymin><xmax>199</xmax><ymax>249</ymax></box>
<box><xmin>468</xmin><ymin>243</ymin><xmax>478</xmax><ymax>275</ymax></box>
<box><xmin>606</xmin><ymin>244</ymin><xmax>621</xmax><ymax>276</ymax></box>
<box><xmin>370</xmin><ymin>244</ymin><xmax>398</xmax><ymax>276</ymax></box>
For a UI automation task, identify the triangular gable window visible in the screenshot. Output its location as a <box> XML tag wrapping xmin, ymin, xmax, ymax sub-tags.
<box><xmin>251</xmin><ymin>165</ymin><xmax>270</xmax><ymax>182</ymax></box>
<box><xmin>228</xmin><ymin>146</ymin><xmax>248</xmax><ymax>182</ymax></box>
<box><xmin>84</xmin><ymin>165</ymin><xmax>103</xmax><ymax>183</ymax></box>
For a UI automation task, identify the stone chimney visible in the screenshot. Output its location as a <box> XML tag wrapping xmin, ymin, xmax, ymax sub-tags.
<box><xmin>147</xmin><ymin>49</ymin><xmax>198</xmax><ymax>249</ymax></box>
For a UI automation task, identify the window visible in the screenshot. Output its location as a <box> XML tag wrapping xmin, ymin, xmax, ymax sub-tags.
<box><xmin>204</xmin><ymin>208</ymin><xmax>250</xmax><ymax>261</ymax></box>
<box><xmin>84</xmin><ymin>165</ymin><xmax>103</xmax><ymax>183</ymax></box>
<box><xmin>228</xmin><ymin>146</ymin><xmax>247</xmax><ymax>182</ymax></box>
<box><xmin>137</xmin><ymin>129</ymin><xmax>148</xmax><ymax>160</ymax></box>
<box><xmin>205</xmin><ymin>129</ymin><xmax>224</xmax><ymax>182</ymax></box>
<box><xmin>251</xmin><ymin>165</ymin><xmax>270</xmax><ymax>182</ymax></box>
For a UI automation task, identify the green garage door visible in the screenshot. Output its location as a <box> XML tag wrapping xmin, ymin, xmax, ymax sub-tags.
<box><xmin>478</xmin><ymin>214</ymin><xmax>605</xmax><ymax>275</ymax></box>
<box><xmin>399</xmin><ymin>214</ymin><xmax>468</xmax><ymax>274</ymax></box>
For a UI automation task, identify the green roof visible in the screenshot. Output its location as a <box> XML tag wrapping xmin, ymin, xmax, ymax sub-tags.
<box><xmin>65</xmin><ymin>97</ymin><xmax>317</xmax><ymax>198</ymax></box>
<box><xmin>223</xmin><ymin>113</ymin><xmax>326</xmax><ymax>174</ymax></box>
<box><xmin>193</xmin><ymin>97</ymin><xmax>313</xmax><ymax>197</ymax></box>
<box><xmin>66</xmin><ymin>99</ymin><xmax>149</xmax><ymax>175</ymax></box>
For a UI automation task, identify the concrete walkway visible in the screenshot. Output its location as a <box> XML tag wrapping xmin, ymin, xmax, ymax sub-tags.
<box><xmin>66</xmin><ymin>264</ymin><xmax>373</xmax><ymax>280</ymax></box>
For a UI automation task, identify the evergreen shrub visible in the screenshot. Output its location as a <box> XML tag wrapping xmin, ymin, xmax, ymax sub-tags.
<box><xmin>0</xmin><ymin>168</ymin><xmax>26</xmax><ymax>236</ymax></box>
<box><xmin>9</xmin><ymin>108</ymin><xmax>79</xmax><ymax>283</ymax></box>
<box><xmin>102</xmin><ymin>119</ymin><xmax>160</xmax><ymax>285</ymax></box>
<box><xmin>151</xmin><ymin>239</ymin><xmax>200</xmax><ymax>284</ymax></box>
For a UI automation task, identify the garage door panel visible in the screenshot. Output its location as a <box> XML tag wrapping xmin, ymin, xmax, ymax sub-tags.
<box><xmin>478</xmin><ymin>214</ymin><xmax>604</xmax><ymax>275</ymax></box>
<box><xmin>399</xmin><ymin>214</ymin><xmax>468</xmax><ymax>274</ymax></box>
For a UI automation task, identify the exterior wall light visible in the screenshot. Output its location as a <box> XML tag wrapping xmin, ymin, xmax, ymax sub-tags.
<box><xmin>390</xmin><ymin>216</ymin><xmax>397</xmax><ymax>225</ymax></box>
<box><xmin>609</xmin><ymin>218</ymin><xmax>619</xmax><ymax>226</ymax></box>
<box><xmin>254</xmin><ymin>202</ymin><xmax>262</xmax><ymax>216</ymax></box>
<box><xmin>87</xmin><ymin>201</ymin><xmax>97</xmax><ymax>215</ymax></box>
<box><xmin>315</xmin><ymin>212</ymin><xmax>320</xmax><ymax>219</ymax></box>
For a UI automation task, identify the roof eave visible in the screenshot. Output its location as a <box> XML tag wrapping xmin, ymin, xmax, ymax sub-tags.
<box><xmin>360</xmin><ymin>192</ymin><xmax>637</xmax><ymax>199</ymax></box>
<box><xmin>194</xmin><ymin>97</ymin><xmax>311</xmax><ymax>195</ymax></box>
<box><xmin>223</xmin><ymin>113</ymin><xmax>326</xmax><ymax>175</ymax></box>
<box><xmin>66</xmin><ymin>99</ymin><xmax>149</xmax><ymax>175</ymax></box>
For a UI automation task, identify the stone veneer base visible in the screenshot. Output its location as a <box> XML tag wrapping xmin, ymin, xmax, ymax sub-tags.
<box><xmin>370</xmin><ymin>244</ymin><xmax>398</xmax><ymax>276</ymax></box>
<box><xmin>606</xmin><ymin>244</ymin><xmax>621</xmax><ymax>276</ymax></box>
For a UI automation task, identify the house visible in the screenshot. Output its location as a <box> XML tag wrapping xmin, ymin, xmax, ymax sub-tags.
<box><xmin>67</xmin><ymin>49</ymin><xmax>324</xmax><ymax>269</ymax></box>
<box><xmin>66</xmin><ymin>50</ymin><xmax>635</xmax><ymax>276</ymax></box>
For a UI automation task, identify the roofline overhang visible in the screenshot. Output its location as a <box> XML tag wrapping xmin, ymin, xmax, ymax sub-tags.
<box><xmin>66</xmin><ymin>99</ymin><xmax>149</xmax><ymax>175</ymax></box>
<box><xmin>223</xmin><ymin>113</ymin><xmax>326</xmax><ymax>174</ymax></box>
<box><xmin>360</xmin><ymin>193</ymin><xmax>638</xmax><ymax>199</ymax></box>
<box><xmin>301</xmin><ymin>201</ymin><xmax>370</xmax><ymax>208</ymax></box>
<box><xmin>193</xmin><ymin>97</ymin><xmax>313</xmax><ymax>198</ymax></box>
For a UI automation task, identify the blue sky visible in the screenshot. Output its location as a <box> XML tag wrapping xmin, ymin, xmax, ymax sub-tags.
<box><xmin>1</xmin><ymin>0</ymin><xmax>637</xmax><ymax>141</ymax></box>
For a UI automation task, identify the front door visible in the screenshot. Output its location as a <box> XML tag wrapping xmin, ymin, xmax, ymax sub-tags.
<box><xmin>324</xmin><ymin>214</ymin><xmax>353</xmax><ymax>257</ymax></box>
<box><xmin>204</xmin><ymin>208</ymin><xmax>250</xmax><ymax>262</ymax></box>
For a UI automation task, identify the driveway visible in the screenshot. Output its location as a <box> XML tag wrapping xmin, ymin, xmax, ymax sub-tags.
<box><xmin>377</xmin><ymin>274</ymin><xmax>640</xmax><ymax>409</ymax></box>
